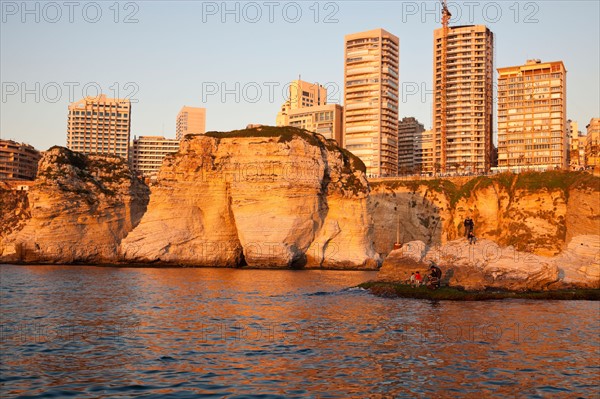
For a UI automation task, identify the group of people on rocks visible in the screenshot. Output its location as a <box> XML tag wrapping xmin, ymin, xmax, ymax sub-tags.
<box><xmin>408</xmin><ymin>262</ymin><xmax>443</xmax><ymax>289</ymax></box>
<box><xmin>401</xmin><ymin>216</ymin><xmax>478</xmax><ymax>290</ymax></box>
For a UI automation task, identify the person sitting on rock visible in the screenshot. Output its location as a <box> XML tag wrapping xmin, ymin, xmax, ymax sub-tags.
<box><xmin>428</xmin><ymin>262</ymin><xmax>442</xmax><ymax>289</ymax></box>
<box><xmin>409</xmin><ymin>272</ymin><xmax>416</xmax><ymax>286</ymax></box>
<box><xmin>414</xmin><ymin>271</ymin><xmax>422</xmax><ymax>287</ymax></box>
<box><xmin>468</xmin><ymin>230</ymin><xmax>477</xmax><ymax>245</ymax></box>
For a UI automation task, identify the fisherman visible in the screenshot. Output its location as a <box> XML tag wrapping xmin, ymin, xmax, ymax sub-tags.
<box><xmin>464</xmin><ymin>216</ymin><xmax>474</xmax><ymax>238</ymax></box>
<box><xmin>468</xmin><ymin>230</ymin><xmax>477</xmax><ymax>245</ymax></box>
<box><xmin>428</xmin><ymin>261</ymin><xmax>442</xmax><ymax>289</ymax></box>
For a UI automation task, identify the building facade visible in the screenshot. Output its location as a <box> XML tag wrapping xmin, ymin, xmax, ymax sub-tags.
<box><xmin>586</xmin><ymin>118</ymin><xmax>600</xmax><ymax>168</ymax></box>
<box><xmin>433</xmin><ymin>25</ymin><xmax>494</xmax><ymax>173</ymax></box>
<box><xmin>0</xmin><ymin>139</ymin><xmax>41</xmax><ymax>180</ymax></box>
<box><xmin>176</xmin><ymin>106</ymin><xmax>206</xmax><ymax>140</ymax></box>
<box><xmin>131</xmin><ymin>136</ymin><xmax>180</xmax><ymax>180</ymax></box>
<box><xmin>66</xmin><ymin>95</ymin><xmax>131</xmax><ymax>159</ymax></box>
<box><xmin>276</xmin><ymin>80</ymin><xmax>327</xmax><ymax>125</ymax></box>
<box><xmin>497</xmin><ymin>60</ymin><xmax>567</xmax><ymax>171</ymax></box>
<box><xmin>414</xmin><ymin>130</ymin><xmax>434</xmax><ymax>174</ymax></box>
<box><xmin>567</xmin><ymin>120</ymin><xmax>585</xmax><ymax>170</ymax></box>
<box><xmin>344</xmin><ymin>28</ymin><xmax>399</xmax><ymax>177</ymax></box>
<box><xmin>398</xmin><ymin>117</ymin><xmax>425</xmax><ymax>174</ymax></box>
<box><xmin>276</xmin><ymin>80</ymin><xmax>342</xmax><ymax>143</ymax></box>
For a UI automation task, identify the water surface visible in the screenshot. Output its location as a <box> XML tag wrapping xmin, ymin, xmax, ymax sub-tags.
<box><xmin>1</xmin><ymin>265</ymin><xmax>598</xmax><ymax>398</ymax></box>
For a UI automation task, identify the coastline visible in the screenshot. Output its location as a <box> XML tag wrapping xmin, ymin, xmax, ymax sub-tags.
<box><xmin>0</xmin><ymin>262</ymin><xmax>379</xmax><ymax>272</ymax></box>
<box><xmin>358</xmin><ymin>281</ymin><xmax>600</xmax><ymax>301</ymax></box>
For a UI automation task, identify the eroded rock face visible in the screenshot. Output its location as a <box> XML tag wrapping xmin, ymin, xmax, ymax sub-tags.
<box><xmin>377</xmin><ymin>238</ymin><xmax>599</xmax><ymax>290</ymax></box>
<box><xmin>120</xmin><ymin>127</ymin><xmax>378</xmax><ymax>269</ymax></box>
<box><xmin>0</xmin><ymin>147</ymin><xmax>149</xmax><ymax>263</ymax></box>
<box><xmin>370</xmin><ymin>173</ymin><xmax>600</xmax><ymax>258</ymax></box>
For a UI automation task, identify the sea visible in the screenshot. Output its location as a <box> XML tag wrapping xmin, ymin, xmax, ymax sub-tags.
<box><xmin>1</xmin><ymin>265</ymin><xmax>598</xmax><ymax>398</ymax></box>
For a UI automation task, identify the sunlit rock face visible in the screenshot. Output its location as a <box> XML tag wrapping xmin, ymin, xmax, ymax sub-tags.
<box><xmin>120</xmin><ymin>126</ymin><xmax>379</xmax><ymax>269</ymax></box>
<box><xmin>370</xmin><ymin>173</ymin><xmax>600</xmax><ymax>259</ymax></box>
<box><xmin>377</xmin><ymin>238</ymin><xmax>599</xmax><ymax>291</ymax></box>
<box><xmin>0</xmin><ymin>147</ymin><xmax>149</xmax><ymax>263</ymax></box>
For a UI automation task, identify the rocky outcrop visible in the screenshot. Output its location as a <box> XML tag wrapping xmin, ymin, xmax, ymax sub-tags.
<box><xmin>120</xmin><ymin>126</ymin><xmax>378</xmax><ymax>269</ymax></box>
<box><xmin>0</xmin><ymin>147</ymin><xmax>149</xmax><ymax>263</ymax></box>
<box><xmin>0</xmin><ymin>185</ymin><xmax>30</xmax><ymax>243</ymax></box>
<box><xmin>370</xmin><ymin>173</ymin><xmax>600</xmax><ymax>258</ymax></box>
<box><xmin>377</xmin><ymin>238</ymin><xmax>599</xmax><ymax>291</ymax></box>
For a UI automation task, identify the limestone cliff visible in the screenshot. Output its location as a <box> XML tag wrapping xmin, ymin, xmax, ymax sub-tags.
<box><xmin>370</xmin><ymin>172</ymin><xmax>600</xmax><ymax>258</ymax></box>
<box><xmin>120</xmin><ymin>126</ymin><xmax>378</xmax><ymax>269</ymax></box>
<box><xmin>0</xmin><ymin>147</ymin><xmax>149</xmax><ymax>263</ymax></box>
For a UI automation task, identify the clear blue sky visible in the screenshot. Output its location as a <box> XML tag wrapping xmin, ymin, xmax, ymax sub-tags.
<box><xmin>1</xmin><ymin>0</ymin><xmax>599</xmax><ymax>151</ymax></box>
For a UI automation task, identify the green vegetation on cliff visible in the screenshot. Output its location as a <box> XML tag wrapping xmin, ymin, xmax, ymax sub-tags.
<box><xmin>203</xmin><ymin>126</ymin><xmax>367</xmax><ymax>173</ymax></box>
<box><xmin>371</xmin><ymin>171</ymin><xmax>599</xmax><ymax>204</ymax></box>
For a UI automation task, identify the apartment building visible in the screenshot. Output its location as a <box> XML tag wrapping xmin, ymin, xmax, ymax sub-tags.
<box><xmin>344</xmin><ymin>28</ymin><xmax>399</xmax><ymax>177</ymax></box>
<box><xmin>66</xmin><ymin>95</ymin><xmax>131</xmax><ymax>159</ymax></box>
<box><xmin>131</xmin><ymin>136</ymin><xmax>180</xmax><ymax>180</ymax></box>
<box><xmin>0</xmin><ymin>139</ymin><xmax>41</xmax><ymax>180</ymax></box>
<box><xmin>433</xmin><ymin>25</ymin><xmax>494</xmax><ymax>173</ymax></box>
<box><xmin>586</xmin><ymin>118</ymin><xmax>600</xmax><ymax>167</ymax></box>
<box><xmin>497</xmin><ymin>59</ymin><xmax>567</xmax><ymax>171</ymax></box>
<box><xmin>276</xmin><ymin>80</ymin><xmax>342</xmax><ymax>143</ymax></box>
<box><xmin>176</xmin><ymin>106</ymin><xmax>206</xmax><ymax>140</ymax></box>
<box><xmin>398</xmin><ymin>117</ymin><xmax>425</xmax><ymax>174</ymax></box>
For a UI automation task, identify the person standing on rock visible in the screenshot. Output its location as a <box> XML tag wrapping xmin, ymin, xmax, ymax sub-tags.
<box><xmin>409</xmin><ymin>272</ymin><xmax>416</xmax><ymax>286</ymax></box>
<box><xmin>464</xmin><ymin>216</ymin><xmax>474</xmax><ymax>238</ymax></box>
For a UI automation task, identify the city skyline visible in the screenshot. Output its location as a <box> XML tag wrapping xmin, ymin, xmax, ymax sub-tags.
<box><xmin>1</xmin><ymin>1</ymin><xmax>599</xmax><ymax>152</ymax></box>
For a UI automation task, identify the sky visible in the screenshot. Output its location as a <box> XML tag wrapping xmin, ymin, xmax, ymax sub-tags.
<box><xmin>1</xmin><ymin>0</ymin><xmax>599</xmax><ymax>151</ymax></box>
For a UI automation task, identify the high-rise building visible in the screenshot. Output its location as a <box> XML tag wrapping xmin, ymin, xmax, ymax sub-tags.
<box><xmin>131</xmin><ymin>136</ymin><xmax>180</xmax><ymax>180</ymax></box>
<box><xmin>344</xmin><ymin>28</ymin><xmax>399</xmax><ymax>177</ymax></box>
<box><xmin>176</xmin><ymin>106</ymin><xmax>206</xmax><ymax>140</ymax></box>
<box><xmin>586</xmin><ymin>118</ymin><xmax>600</xmax><ymax>168</ymax></box>
<box><xmin>433</xmin><ymin>25</ymin><xmax>494</xmax><ymax>173</ymax></box>
<box><xmin>497</xmin><ymin>59</ymin><xmax>567</xmax><ymax>171</ymax></box>
<box><xmin>66</xmin><ymin>95</ymin><xmax>131</xmax><ymax>159</ymax></box>
<box><xmin>0</xmin><ymin>139</ymin><xmax>41</xmax><ymax>180</ymax></box>
<box><xmin>398</xmin><ymin>117</ymin><xmax>425</xmax><ymax>174</ymax></box>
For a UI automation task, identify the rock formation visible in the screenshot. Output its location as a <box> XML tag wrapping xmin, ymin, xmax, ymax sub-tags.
<box><xmin>377</xmin><ymin>238</ymin><xmax>599</xmax><ymax>291</ymax></box>
<box><xmin>0</xmin><ymin>147</ymin><xmax>149</xmax><ymax>263</ymax></box>
<box><xmin>369</xmin><ymin>173</ymin><xmax>600</xmax><ymax>258</ymax></box>
<box><xmin>1</xmin><ymin>128</ymin><xmax>598</xmax><ymax>283</ymax></box>
<box><xmin>120</xmin><ymin>126</ymin><xmax>378</xmax><ymax>269</ymax></box>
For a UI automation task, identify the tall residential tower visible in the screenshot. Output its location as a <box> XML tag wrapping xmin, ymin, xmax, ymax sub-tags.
<box><xmin>344</xmin><ymin>28</ymin><xmax>399</xmax><ymax>177</ymax></box>
<box><xmin>433</xmin><ymin>25</ymin><xmax>494</xmax><ymax>173</ymax></box>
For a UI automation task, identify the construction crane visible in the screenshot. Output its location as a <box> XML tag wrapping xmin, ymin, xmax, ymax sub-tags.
<box><xmin>440</xmin><ymin>0</ymin><xmax>451</xmax><ymax>173</ymax></box>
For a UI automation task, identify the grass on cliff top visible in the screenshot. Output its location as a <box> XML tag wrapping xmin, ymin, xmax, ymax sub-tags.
<box><xmin>358</xmin><ymin>281</ymin><xmax>600</xmax><ymax>301</ymax></box>
<box><xmin>371</xmin><ymin>171</ymin><xmax>599</xmax><ymax>204</ymax></box>
<box><xmin>200</xmin><ymin>125</ymin><xmax>367</xmax><ymax>174</ymax></box>
<box><xmin>514</xmin><ymin>170</ymin><xmax>600</xmax><ymax>192</ymax></box>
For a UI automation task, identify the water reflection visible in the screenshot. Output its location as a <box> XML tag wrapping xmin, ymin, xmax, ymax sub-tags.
<box><xmin>1</xmin><ymin>265</ymin><xmax>599</xmax><ymax>398</ymax></box>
